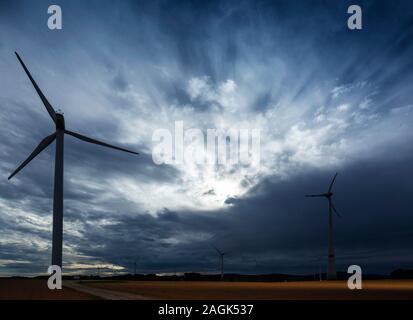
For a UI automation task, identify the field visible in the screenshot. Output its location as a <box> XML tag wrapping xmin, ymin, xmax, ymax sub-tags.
<box><xmin>80</xmin><ymin>279</ymin><xmax>413</xmax><ymax>300</ymax></box>
<box><xmin>0</xmin><ymin>279</ymin><xmax>97</xmax><ymax>300</ymax></box>
<box><xmin>2</xmin><ymin>279</ymin><xmax>413</xmax><ymax>300</ymax></box>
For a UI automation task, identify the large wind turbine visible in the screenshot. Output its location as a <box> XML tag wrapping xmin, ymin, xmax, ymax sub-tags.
<box><xmin>8</xmin><ymin>52</ymin><xmax>139</xmax><ymax>270</ymax></box>
<box><xmin>212</xmin><ymin>245</ymin><xmax>226</xmax><ymax>280</ymax></box>
<box><xmin>305</xmin><ymin>173</ymin><xmax>340</xmax><ymax>280</ymax></box>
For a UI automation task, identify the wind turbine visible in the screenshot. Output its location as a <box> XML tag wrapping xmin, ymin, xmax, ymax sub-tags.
<box><xmin>8</xmin><ymin>52</ymin><xmax>139</xmax><ymax>270</ymax></box>
<box><xmin>305</xmin><ymin>173</ymin><xmax>340</xmax><ymax>280</ymax></box>
<box><xmin>316</xmin><ymin>254</ymin><xmax>324</xmax><ymax>281</ymax></box>
<box><xmin>212</xmin><ymin>245</ymin><xmax>226</xmax><ymax>280</ymax></box>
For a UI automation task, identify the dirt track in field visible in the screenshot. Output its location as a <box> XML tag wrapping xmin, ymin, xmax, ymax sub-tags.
<box><xmin>63</xmin><ymin>280</ymin><xmax>153</xmax><ymax>300</ymax></box>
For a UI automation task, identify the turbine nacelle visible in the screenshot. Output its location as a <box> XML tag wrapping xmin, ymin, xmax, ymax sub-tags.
<box><xmin>55</xmin><ymin>113</ymin><xmax>65</xmax><ymax>130</ymax></box>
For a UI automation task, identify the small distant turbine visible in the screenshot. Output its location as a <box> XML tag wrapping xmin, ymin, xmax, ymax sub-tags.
<box><xmin>316</xmin><ymin>255</ymin><xmax>324</xmax><ymax>281</ymax></box>
<box><xmin>305</xmin><ymin>173</ymin><xmax>340</xmax><ymax>280</ymax></box>
<box><xmin>8</xmin><ymin>52</ymin><xmax>139</xmax><ymax>270</ymax></box>
<box><xmin>212</xmin><ymin>245</ymin><xmax>226</xmax><ymax>280</ymax></box>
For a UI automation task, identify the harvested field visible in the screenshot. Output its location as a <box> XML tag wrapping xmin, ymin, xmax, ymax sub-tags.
<box><xmin>2</xmin><ymin>279</ymin><xmax>413</xmax><ymax>300</ymax></box>
<box><xmin>0</xmin><ymin>279</ymin><xmax>97</xmax><ymax>300</ymax></box>
<box><xmin>80</xmin><ymin>279</ymin><xmax>413</xmax><ymax>300</ymax></box>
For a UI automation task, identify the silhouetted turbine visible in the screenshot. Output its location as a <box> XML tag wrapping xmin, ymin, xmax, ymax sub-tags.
<box><xmin>8</xmin><ymin>52</ymin><xmax>139</xmax><ymax>270</ymax></box>
<box><xmin>305</xmin><ymin>173</ymin><xmax>340</xmax><ymax>280</ymax></box>
<box><xmin>212</xmin><ymin>245</ymin><xmax>226</xmax><ymax>280</ymax></box>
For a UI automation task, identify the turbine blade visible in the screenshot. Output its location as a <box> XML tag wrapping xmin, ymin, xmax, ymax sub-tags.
<box><xmin>331</xmin><ymin>202</ymin><xmax>341</xmax><ymax>218</ymax></box>
<box><xmin>328</xmin><ymin>172</ymin><xmax>338</xmax><ymax>192</ymax></box>
<box><xmin>211</xmin><ymin>244</ymin><xmax>222</xmax><ymax>255</ymax></box>
<box><xmin>305</xmin><ymin>194</ymin><xmax>324</xmax><ymax>197</ymax></box>
<box><xmin>8</xmin><ymin>133</ymin><xmax>56</xmax><ymax>180</ymax></box>
<box><xmin>65</xmin><ymin>130</ymin><xmax>139</xmax><ymax>155</ymax></box>
<box><xmin>15</xmin><ymin>52</ymin><xmax>56</xmax><ymax>123</ymax></box>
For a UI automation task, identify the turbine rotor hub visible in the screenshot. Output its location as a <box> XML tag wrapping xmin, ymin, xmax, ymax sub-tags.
<box><xmin>55</xmin><ymin>113</ymin><xmax>65</xmax><ymax>130</ymax></box>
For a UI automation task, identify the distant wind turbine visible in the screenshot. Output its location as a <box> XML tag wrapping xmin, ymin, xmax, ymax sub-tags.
<box><xmin>212</xmin><ymin>245</ymin><xmax>226</xmax><ymax>280</ymax></box>
<box><xmin>8</xmin><ymin>52</ymin><xmax>139</xmax><ymax>270</ymax></box>
<box><xmin>316</xmin><ymin>255</ymin><xmax>324</xmax><ymax>281</ymax></box>
<box><xmin>305</xmin><ymin>173</ymin><xmax>340</xmax><ymax>280</ymax></box>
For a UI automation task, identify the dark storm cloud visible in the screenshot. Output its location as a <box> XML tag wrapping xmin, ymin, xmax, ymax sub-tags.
<box><xmin>64</xmin><ymin>148</ymin><xmax>413</xmax><ymax>275</ymax></box>
<box><xmin>1</xmin><ymin>0</ymin><xmax>413</xmax><ymax>276</ymax></box>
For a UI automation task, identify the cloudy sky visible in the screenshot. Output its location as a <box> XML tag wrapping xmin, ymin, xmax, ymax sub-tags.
<box><xmin>1</xmin><ymin>0</ymin><xmax>413</xmax><ymax>276</ymax></box>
